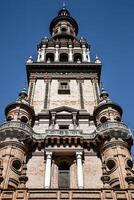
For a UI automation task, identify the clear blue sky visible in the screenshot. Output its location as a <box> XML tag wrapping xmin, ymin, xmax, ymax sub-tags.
<box><xmin>0</xmin><ymin>0</ymin><xmax>134</xmax><ymax>152</ymax></box>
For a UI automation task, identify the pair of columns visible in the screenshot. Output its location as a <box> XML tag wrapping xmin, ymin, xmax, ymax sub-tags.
<box><xmin>44</xmin><ymin>151</ymin><xmax>84</xmax><ymax>188</ymax></box>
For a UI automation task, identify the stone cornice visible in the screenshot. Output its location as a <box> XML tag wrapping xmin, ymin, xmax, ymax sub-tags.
<box><xmin>28</xmin><ymin>72</ymin><xmax>99</xmax><ymax>79</ymax></box>
<box><xmin>26</xmin><ymin>63</ymin><xmax>101</xmax><ymax>82</ymax></box>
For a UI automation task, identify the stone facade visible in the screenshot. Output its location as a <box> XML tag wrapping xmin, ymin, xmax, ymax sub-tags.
<box><xmin>0</xmin><ymin>6</ymin><xmax>134</xmax><ymax>200</ymax></box>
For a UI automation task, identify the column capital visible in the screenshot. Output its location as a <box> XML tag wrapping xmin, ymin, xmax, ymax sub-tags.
<box><xmin>45</xmin><ymin>151</ymin><xmax>52</xmax><ymax>159</ymax></box>
<box><xmin>76</xmin><ymin>151</ymin><xmax>83</xmax><ymax>158</ymax></box>
<box><xmin>44</xmin><ymin>76</ymin><xmax>52</xmax><ymax>82</ymax></box>
<box><xmin>91</xmin><ymin>76</ymin><xmax>98</xmax><ymax>83</ymax></box>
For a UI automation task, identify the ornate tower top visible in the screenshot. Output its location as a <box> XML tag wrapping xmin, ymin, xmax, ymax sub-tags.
<box><xmin>49</xmin><ymin>6</ymin><xmax>78</xmax><ymax>39</ymax></box>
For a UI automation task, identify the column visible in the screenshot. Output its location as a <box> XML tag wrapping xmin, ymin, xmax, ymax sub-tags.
<box><xmin>82</xmin><ymin>46</ymin><xmax>87</xmax><ymax>62</ymax></box>
<box><xmin>87</xmin><ymin>49</ymin><xmax>90</xmax><ymax>62</ymax></box>
<box><xmin>68</xmin><ymin>45</ymin><xmax>73</xmax><ymax>62</ymax></box>
<box><xmin>45</xmin><ymin>151</ymin><xmax>52</xmax><ymax>188</ymax></box>
<box><xmin>37</xmin><ymin>48</ymin><xmax>41</xmax><ymax>62</ymax></box>
<box><xmin>76</xmin><ymin>152</ymin><xmax>84</xmax><ymax>188</ymax></box>
<box><xmin>55</xmin><ymin>45</ymin><xmax>59</xmax><ymax>62</ymax></box>
<box><xmin>41</xmin><ymin>46</ymin><xmax>46</xmax><ymax>62</ymax></box>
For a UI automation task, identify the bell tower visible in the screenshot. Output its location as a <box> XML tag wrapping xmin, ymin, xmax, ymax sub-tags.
<box><xmin>0</xmin><ymin>5</ymin><xmax>134</xmax><ymax>200</ymax></box>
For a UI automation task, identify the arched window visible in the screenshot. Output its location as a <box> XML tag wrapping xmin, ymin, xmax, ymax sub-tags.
<box><xmin>20</xmin><ymin>116</ymin><xmax>28</xmax><ymax>123</ymax></box>
<box><xmin>73</xmin><ymin>53</ymin><xmax>82</xmax><ymax>63</ymax></box>
<box><xmin>60</xmin><ymin>53</ymin><xmax>68</xmax><ymax>62</ymax></box>
<box><xmin>100</xmin><ymin>116</ymin><xmax>107</xmax><ymax>123</ymax></box>
<box><xmin>46</xmin><ymin>53</ymin><xmax>54</xmax><ymax>63</ymax></box>
<box><xmin>7</xmin><ymin>115</ymin><xmax>13</xmax><ymax>121</ymax></box>
<box><xmin>61</xmin><ymin>27</ymin><xmax>67</xmax><ymax>33</ymax></box>
<box><xmin>58</xmin><ymin>161</ymin><xmax>70</xmax><ymax>188</ymax></box>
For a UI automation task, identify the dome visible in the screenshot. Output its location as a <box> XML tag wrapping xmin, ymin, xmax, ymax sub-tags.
<box><xmin>49</xmin><ymin>8</ymin><xmax>78</xmax><ymax>36</ymax></box>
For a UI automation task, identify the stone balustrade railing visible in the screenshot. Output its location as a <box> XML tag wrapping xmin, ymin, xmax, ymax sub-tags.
<box><xmin>0</xmin><ymin>121</ymin><xmax>132</xmax><ymax>140</ymax></box>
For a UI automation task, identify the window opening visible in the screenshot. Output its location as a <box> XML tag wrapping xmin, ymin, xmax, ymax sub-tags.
<box><xmin>59</xmin><ymin>125</ymin><xmax>69</xmax><ymax>129</ymax></box>
<box><xmin>58</xmin><ymin>81</ymin><xmax>70</xmax><ymax>94</ymax></box>
<box><xmin>60</xmin><ymin>53</ymin><xmax>68</xmax><ymax>62</ymax></box>
<box><xmin>58</xmin><ymin>162</ymin><xmax>70</xmax><ymax>189</ymax></box>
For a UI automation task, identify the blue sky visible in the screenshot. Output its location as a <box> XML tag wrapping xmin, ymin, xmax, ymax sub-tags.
<box><xmin>0</xmin><ymin>0</ymin><xmax>134</xmax><ymax>153</ymax></box>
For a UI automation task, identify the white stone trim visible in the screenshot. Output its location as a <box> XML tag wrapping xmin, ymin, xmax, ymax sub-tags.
<box><xmin>76</xmin><ymin>151</ymin><xmax>84</xmax><ymax>188</ymax></box>
<box><xmin>44</xmin><ymin>151</ymin><xmax>52</xmax><ymax>188</ymax></box>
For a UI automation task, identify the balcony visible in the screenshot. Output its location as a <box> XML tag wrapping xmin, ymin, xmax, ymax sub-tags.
<box><xmin>96</xmin><ymin>121</ymin><xmax>132</xmax><ymax>138</ymax></box>
<box><xmin>45</xmin><ymin>129</ymin><xmax>83</xmax><ymax>136</ymax></box>
<box><xmin>0</xmin><ymin>121</ymin><xmax>34</xmax><ymax>136</ymax></box>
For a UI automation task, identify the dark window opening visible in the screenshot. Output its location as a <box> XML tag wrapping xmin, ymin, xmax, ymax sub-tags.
<box><xmin>100</xmin><ymin>116</ymin><xmax>107</xmax><ymax>123</ymax></box>
<box><xmin>61</xmin><ymin>27</ymin><xmax>67</xmax><ymax>32</ymax></box>
<box><xmin>20</xmin><ymin>116</ymin><xmax>28</xmax><ymax>123</ymax></box>
<box><xmin>74</xmin><ymin>53</ymin><xmax>82</xmax><ymax>63</ymax></box>
<box><xmin>106</xmin><ymin>159</ymin><xmax>116</xmax><ymax>171</ymax></box>
<box><xmin>12</xmin><ymin>159</ymin><xmax>22</xmax><ymax>171</ymax></box>
<box><xmin>46</xmin><ymin>53</ymin><xmax>54</xmax><ymax>62</ymax></box>
<box><xmin>58</xmin><ymin>162</ymin><xmax>70</xmax><ymax>189</ymax></box>
<box><xmin>59</xmin><ymin>125</ymin><xmax>69</xmax><ymax>129</ymax></box>
<box><xmin>60</xmin><ymin>53</ymin><xmax>68</xmax><ymax>62</ymax></box>
<box><xmin>127</xmin><ymin>159</ymin><xmax>133</xmax><ymax>168</ymax></box>
<box><xmin>58</xmin><ymin>81</ymin><xmax>70</xmax><ymax>94</ymax></box>
<box><xmin>7</xmin><ymin>116</ymin><xmax>13</xmax><ymax>121</ymax></box>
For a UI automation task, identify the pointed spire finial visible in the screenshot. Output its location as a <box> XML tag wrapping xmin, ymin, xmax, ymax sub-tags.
<box><xmin>62</xmin><ymin>2</ymin><xmax>66</xmax><ymax>9</ymax></box>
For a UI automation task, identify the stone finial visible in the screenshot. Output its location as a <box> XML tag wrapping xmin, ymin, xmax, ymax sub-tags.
<box><xmin>100</xmin><ymin>87</ymin><xmax>110</xmax><ymax>102</ymax></box>
<box><xmin>26</xmin><ymin>56</ymin><xmax>34</xmax><ymax>64</ymax></box>
<box><xmin>94</xmin><ymin>55</ymin><xmax>101</xmax><ymax>64</ymax></box>
<box><xmin>16</xmin><ymin>87</ymin><xmax>29</xmax><ymax>105</ymax></box>
<box><xmin>62</xmin><ymin>2</ymin><xmax>66</xmax><ymax>9</ymax></box>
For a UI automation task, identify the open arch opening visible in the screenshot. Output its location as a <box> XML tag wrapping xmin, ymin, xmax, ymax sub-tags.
<box><xmin>74</xmin><ymin>53</ymin><xmax>82</xmax><ymax>63</ymax></box>
<box><xmin>46</xmin><ymin>53</ymin><xmax>54</xmax><ymax>62</ymax></box>
<box><xmin>60</xmin><ymin>53</ymin><xmax>68</xmax><ymax>62</ymax></box>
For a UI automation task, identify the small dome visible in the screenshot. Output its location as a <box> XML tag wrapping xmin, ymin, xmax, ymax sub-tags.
<box><xmin>49</xmin><ymin>8</ymin><xmax>78</xmax><ymax>36</ymax></box>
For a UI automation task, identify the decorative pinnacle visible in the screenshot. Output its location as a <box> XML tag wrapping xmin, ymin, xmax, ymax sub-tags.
<box><xmin>94</xmin><ymin>54</ymin><xmax>101</xmax><ymax>64</ymax></box>
<box><xmin>62</xmin><ymin>2</ymin><xmax>66</xmax><ymax>9</ymax></box>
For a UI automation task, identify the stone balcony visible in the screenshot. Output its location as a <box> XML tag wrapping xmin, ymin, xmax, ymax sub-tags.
<box><xmin>96</xmin><ymin>121</ymin><xmax>132</xmax><ymax>139</ymax></box>
<box><xmin>0</xmin><ymin>188</ymin><xmax>134</xmax><ymax>200</ymax></box>
<box><xmin>0</xmin><ymin>121</ymin><xmax>34</xmax><ymax>135</ymax></box>
<box><xmin>0</xmin><ymin>121</ymin><xmax>34</xmax><ymax>141</ymax></box>
<box><xmin>0</xmin><ymin>121</ymin><xmax>132</xmax><ymax>141</ymax></box>
<box><xmin>45</xmin><ymin>129</ymin><xmax>83</xmax><ymax>136</ymax></box>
